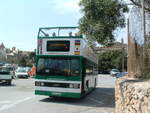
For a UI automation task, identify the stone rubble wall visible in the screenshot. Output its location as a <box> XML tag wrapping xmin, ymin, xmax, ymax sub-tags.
<box><xmin>115</xmin><ymin>77</ymin><xmax>150</xmax><ymax>113</ymax></box>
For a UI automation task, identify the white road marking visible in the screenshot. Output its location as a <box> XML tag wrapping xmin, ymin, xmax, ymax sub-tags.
<box><xmin>87</xmin><ymin>97</ymin><xmax>104</xmax><ymax>105</ymax></box>
<box><xmin>0</xmin><ymin>101</ymin><xmax>12</xmax><ymax>104</ymax></box>
<box><xmin>0</xmin><ymin>104</ymin><xmax>14</xmax><ymax>111</ymax></box>
<box><xmin>0</xmin><ymin>97</ymin><xmax>33</xmax><ymax>111</ymax></box>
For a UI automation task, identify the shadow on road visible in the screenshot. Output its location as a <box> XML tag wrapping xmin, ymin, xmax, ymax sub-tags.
<box><xmin>0</xmin><ymin>83</ymin><xmax>16</xmax><ymax>87</ymax></box>
<box><xmin>40</xmin><ymin>87</ymin><xmax>115</xmax><ymax>108</ymax></box>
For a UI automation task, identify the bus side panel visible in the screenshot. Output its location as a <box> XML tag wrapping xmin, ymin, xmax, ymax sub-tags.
<box><xmin>84</xmin><ymin>75</ymin><xmax>97</xmax><ymax>92</ymax></box>
<box><xmin>82</xmin><ymin>58</ymin><xmax>97</xmax><ymax>95</ymax></box>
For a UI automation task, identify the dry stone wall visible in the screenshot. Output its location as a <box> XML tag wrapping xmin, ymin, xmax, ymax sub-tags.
<box><xmin>115</xmin><ymin>77</ymin><xmax>150</xmax><ymax>113</ymax></box>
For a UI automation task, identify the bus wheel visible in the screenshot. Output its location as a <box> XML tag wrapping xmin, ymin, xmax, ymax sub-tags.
<box><xmin>86</xmin><ymin>80</ymin><xmax>89</xmax><ymax>90</ymax></box>
<box><xmin>49</xmin><ymin>96</ymin><xmax>54</xmax><ymax>98</ymax></box>
<box><xmin>7</xmin><ymin>80</ymin><xmax>12</xmax><ymax>85</ymax></box>
<box><xmin>94</xmin><ymin>79</ymin><xmax>97</xmax><ymax>87</ymax></box>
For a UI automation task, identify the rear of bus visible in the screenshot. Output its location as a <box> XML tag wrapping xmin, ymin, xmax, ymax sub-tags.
<box><xmin>35</xmin><ymin>27</ymin><xmax>83</xmax><ymax>98</ymax></box>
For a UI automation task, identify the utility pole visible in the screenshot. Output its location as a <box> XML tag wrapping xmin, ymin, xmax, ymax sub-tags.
<box><xmin>142</xmin><ymin>0</ymin><xmax>146</xmax><ymax>49</ymax></box>
<box><xmin>142</xmin><ymin>0</ymin><xmax>147</xmax><ymax>77</ymax></box>
<box><xmin>122</xmin><ymin>38</ymin><xmax>125</xmax><ymax>72</ymax></box>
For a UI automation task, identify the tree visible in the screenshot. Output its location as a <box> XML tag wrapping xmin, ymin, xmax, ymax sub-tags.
<box><xmin>29</xmin><ymin>52</ymin><xmax>36</xmax><ymax>62</ymax></box>
<box><xmin>98</xmin><ymin>50</ymin><xmax>127</xmax><ymax>73</ymax></box>
<box><xmin>17</xmin><ymin>52</ymin><xmax>36</xmax><ymax>67</ymax></box>
<box><xmin>19</xmin><ymin>57</ymin><xmax>27</xmax><ymax>67</ymax></box>
<box><xmin>79</xmin><ymin>0</ymin><xmax>128</xmax><ymax>46</ymax></box>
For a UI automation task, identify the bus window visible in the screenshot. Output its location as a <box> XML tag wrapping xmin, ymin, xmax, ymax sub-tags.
<box><xmin>85</xmin><ymin>61</ymin><xmax>94</xmax><ymax>75</ymax></box>
<box><xmin>70</xmin><ymin>59</ymin><xmax>80</xmax><ymax>76</ymax></box>
<box><xmin>94</xmin><ymin>65</ymin><xmax>98</xmax><ymax>75</ymax></box>
<box><xmin>37</xmin><ymin>57</ymin><xmax>80</xmax><ymax>76</ymax></box>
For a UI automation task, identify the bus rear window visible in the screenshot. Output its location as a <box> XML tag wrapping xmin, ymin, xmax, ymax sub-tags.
<box><xmin>47</xmin><ymin>41</ymin><xmax>70</xmax><ymax>52</ymax></box>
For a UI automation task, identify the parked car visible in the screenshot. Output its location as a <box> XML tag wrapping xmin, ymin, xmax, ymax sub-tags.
<box><xmin>25</xmin><ymin>67</ymin><xmax>31</xmax><ymax>72</ymax></box>
<box><xmin>2</xmin><ymin>63</ymin><xmax>18</xmax><ymax>79</ymax></box>
<box><xmin>15</xmin><ymin>67</ymin><xmax>29</xmax><ymax>78</ymax></box>
<box><xmin>98</xmin><ymin>70</ymin><xmax>109</xmax><ymax>74</ymax></box>
<box><xmin>110</xmin><ymin>69</ymin><xmax>120</xmax><ymax>77</ymax></box>
<box><xmin>0</xmin><ymin>66</ymin><xmax>12</xmax><ymax>85</ymax></box>
<box><xmin>116</xmin><ymin>72</ymin><xmax>128</xmax><ymax>78</ymax></box>
<box><xmin>6</xmin><ymin>66</ymin><xmax>16</xmax><ymax>79</ymax></box>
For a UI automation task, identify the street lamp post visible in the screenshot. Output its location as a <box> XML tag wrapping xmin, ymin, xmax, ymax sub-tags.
<box><xmin>122</xmin><ymin>38</ymin><xmax>125</xmax><ymax>72</ymax></box>
<box><xmin>142</xmin><ymin>0</ymin><xmax>146</xmax><ymax>46</ymax></box>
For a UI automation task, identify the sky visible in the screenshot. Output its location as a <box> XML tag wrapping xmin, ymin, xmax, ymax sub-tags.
<box><xmin>0</xmin><ymin>0</ymin><xmax>129</xmax><ymax>51</ymax></box>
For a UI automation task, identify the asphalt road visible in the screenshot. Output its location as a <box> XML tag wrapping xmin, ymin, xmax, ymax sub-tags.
<box><xmin>0</xmin><ymin>74</ymin><xmax>116</xmax><ymax>113</ymax></box>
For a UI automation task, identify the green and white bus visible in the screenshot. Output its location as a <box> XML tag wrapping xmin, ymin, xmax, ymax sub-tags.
<box><xmin>35</xmin><ymin>27</ymin><xmax>98</xmax><ymax>98</ymax></box>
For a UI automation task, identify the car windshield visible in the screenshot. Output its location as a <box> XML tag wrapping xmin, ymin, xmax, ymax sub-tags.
<box><xmin>17</xmin><ymin>68</ymin><xmax>27</xmax><ymax>73</ymax></box>
<box><xmin>0</xmin><ymin>67</ymin><xmax>10</xmax><ymax>74</ymax></box>
<box><xmin>112</xmin><ymin>69</ymin><xmax>119</xmax><ymax>72</ymax></box>
<box><xmin>37</xmin><ymin>57</ymin><xmax>80</xmax><ymax>76</ymax></box>
<box><xmin>25</xmin><ymin>67</ymin><xmax>31</xmax><ymax>72</ymax></box>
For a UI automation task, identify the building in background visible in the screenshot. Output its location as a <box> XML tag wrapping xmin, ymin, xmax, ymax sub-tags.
<box><xmin>0</xmin><ymin>43</ymin><xmax>7</xmax><ymax>61</ymax></box>
<box><xmin>0</xmin><ymin>42</ymin><xmax>36</xmax><ymax>66</ymax></box>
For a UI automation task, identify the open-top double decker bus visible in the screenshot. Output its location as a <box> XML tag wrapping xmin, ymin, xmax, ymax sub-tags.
<box><xmin>35</xmin><ymin>27</ymin><xmax>98</xmax><ymax>98</ymax></box>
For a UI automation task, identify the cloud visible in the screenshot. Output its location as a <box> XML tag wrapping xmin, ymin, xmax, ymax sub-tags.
<box><xmin>52</xmin><ymin>0</ymin><xmax>81</xmax><ymax>14</ymax></box>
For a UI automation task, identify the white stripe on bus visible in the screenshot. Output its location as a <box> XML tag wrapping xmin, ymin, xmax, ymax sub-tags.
<box><xmin>35</xmin><ymin>79</ymin><xmax>81</xmax><ymax>84</ymax></box>
<box><xmin>35</xmin><ymin>86</ymin><xmax>81</xmax><ymax>93</ymax></box>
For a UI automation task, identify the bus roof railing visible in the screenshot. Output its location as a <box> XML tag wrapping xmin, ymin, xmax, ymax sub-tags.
<box><xmin>39</xmin><ymin>26</ymin><xmax>78</xmax><ymax>30</ymax></box>
<box><xmin>38</xmin><ymin>26</ymin><xmax>82</xmax><ymax>38</ymax></box>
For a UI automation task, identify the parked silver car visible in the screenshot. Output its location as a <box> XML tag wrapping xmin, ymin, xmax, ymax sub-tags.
<box><xmin>116</xmin><ymin>72</ymin><xmax>128</xmax><ymax>78</ymax></box>
<box><xmin>15</xmin><ymin>67</ymin><xmax>29</xmax><ymax>78</ymax></box>
<box><xmin>110</xmin><ymin>69</ymin><xmax>120</xmax><ymax>77</ymax></box>
<box><xmin>0</xmin><ymin>66</ymin><xmax>12</xmax><ymax>85</ymax></box>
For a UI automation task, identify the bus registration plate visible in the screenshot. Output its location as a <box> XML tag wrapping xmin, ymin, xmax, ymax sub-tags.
<box><xmin>52</xmin><ymin>92</ymin><xmax>61</xmax><ymax>96</ymax></box>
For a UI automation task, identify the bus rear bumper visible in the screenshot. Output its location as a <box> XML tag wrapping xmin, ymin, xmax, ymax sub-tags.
<box><xmin>35</xmin><ymin>90</ymin><xmax>81</xmax><ymax>98</ymax></box>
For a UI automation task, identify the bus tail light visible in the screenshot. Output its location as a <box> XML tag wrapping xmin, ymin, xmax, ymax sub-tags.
<box><xmin>75</xmin><ymin>40</ymin><xmax>80</xmax><ymax>45</ymax></box>
<box><xmin>74</xmin><ymin>51</ymin><xmax>80</xmax><ymax>55</ymax></box>
<box><xmin>74</xmin><ymin>40</ymin><xmax>80</xmax><ymax>55</ymax></box>
<box><xmin>38</xmin><ymin>39</ymin><xmax>42</xmax><ymax>47</ymax></box>
<box><xmin>35</xmin><ymin>82</ymin><xmax>44</xmax><ymax>86</ymax></box>
<box><xmin>38</xmin><ymin>39</ymin><xmax>43</xmax><ymax>55</ymax></box>
<box><xmin>40</xmin><ymin>47</ymin><xmax>43</xmax><ymax>55</ymax></box>
<box><xmin>35</xmin><ymin>81</ymin><xmax>41</xmax><ymax>86</ymax></box>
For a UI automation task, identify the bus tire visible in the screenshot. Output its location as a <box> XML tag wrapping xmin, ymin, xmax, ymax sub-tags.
<box><xmin>86</xmin><ymin>80</ymin><xmax>89</xmax><ymax>90</ymax></box>
<box><xmin>94</xmin><ymin>79</ymin><xmax>97</xmax><ymax>87</ymax></box>
<box><xmin>7</xmin><ymin>80</ymin><xmax>11</xmax><ymax>85</ymax></box>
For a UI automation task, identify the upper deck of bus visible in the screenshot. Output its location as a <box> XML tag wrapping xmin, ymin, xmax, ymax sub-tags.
<box><xmin>38</xmin><ymin>27</ymin><xmax>82</xmax><ymax>39</ymax></box>
<box><xmin>37</xmin><ymin>27</ymin><xmax>98</xmax><ymax>64</ymax></box>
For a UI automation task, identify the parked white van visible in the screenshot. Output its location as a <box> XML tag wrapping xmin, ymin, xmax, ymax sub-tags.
<box><xmin>0</xmin><ymin>66</ymin><xmax>12</xmax><ymax>85</ymax></box>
